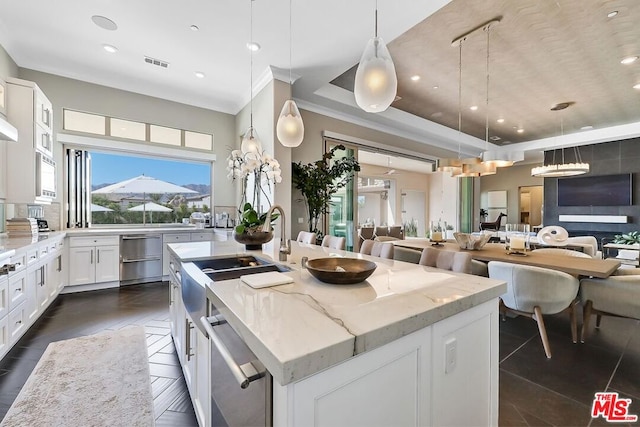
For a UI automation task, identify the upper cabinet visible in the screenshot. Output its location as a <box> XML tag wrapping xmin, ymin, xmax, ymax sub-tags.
<box><xmin>0</xmin><ymin>77</ymin><xmax>6</xmax><ymax>117</ymax></box>
<box><xmin>7</xmin><ymin>78</ymin><xmax>53</xmax><ymax>158</ymax></box>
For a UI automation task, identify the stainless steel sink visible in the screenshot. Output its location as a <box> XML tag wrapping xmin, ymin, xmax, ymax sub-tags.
<box><xmin>181</xmin><ymin>255</ymin><xmax>291</xmax><ymax>336</ymax></box>
<box><xmin>193</xmin><ymin>255</ymin><xmax>290</xmax><ymax>281</ymax></box>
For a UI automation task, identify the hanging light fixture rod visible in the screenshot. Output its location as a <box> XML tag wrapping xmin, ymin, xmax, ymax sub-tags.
<box><xmin>451</xmin><ymin>17</ymin><xmax>502</xmax><ymax>47</ymax></box>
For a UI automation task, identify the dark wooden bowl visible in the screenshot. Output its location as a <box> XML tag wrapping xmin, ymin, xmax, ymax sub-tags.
<box><xmin>305</xmin><ymin>258</ymin><xmax>377</xmax><ymax>285</ymax></box>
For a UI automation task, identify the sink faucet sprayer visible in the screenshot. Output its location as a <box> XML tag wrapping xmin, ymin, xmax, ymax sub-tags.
<box><xmin>262</xmin><ymin>205</ymin><xmax>291</xmax><ymax>262</ymax></box>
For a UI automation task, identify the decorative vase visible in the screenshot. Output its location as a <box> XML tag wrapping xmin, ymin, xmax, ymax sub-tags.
<box><xmin>233</xmin><ymin>229</ymin><xmax>274</xmax><ymax>250</ymax></box>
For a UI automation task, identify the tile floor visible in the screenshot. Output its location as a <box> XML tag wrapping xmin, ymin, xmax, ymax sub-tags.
<box><xmin>0</xmin><ymin>282</ymin><xmax>638</xmax><ymax>426</ymax></box>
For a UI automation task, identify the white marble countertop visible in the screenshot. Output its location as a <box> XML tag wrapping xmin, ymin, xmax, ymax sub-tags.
<box><xmin>0</xmin><ymin>231</ymin><xmax>66</xmax><ymax>257</ymax></box>
<box><xmin>169</xmin><ymin>239</ymin><xmax>506</xmax><ymax>386</ymax></box>
<box><xmin>65</xmin><ymin>226</ymin><xmax>215</xmax><ymax>235</ymax></box>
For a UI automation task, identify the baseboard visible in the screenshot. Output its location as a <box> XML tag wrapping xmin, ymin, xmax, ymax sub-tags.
<box><xmin>60</xmin><ymin>281</ymin><xmax>120</xmax><ymax>294</ymax></box>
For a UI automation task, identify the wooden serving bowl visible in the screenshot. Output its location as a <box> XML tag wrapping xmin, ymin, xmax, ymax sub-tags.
<box><xmin>305</xmin><ymin>258</ymin><xmax>377</xmax><ymax>285</ymax></box>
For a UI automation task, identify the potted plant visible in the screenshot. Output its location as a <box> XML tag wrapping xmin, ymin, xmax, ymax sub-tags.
<box><xmin>612</xmin><ymin>231</ymin><xmax>640</xmax><ymax>248</ymax></box>
<box><xmin>445</xmin><ymin>222</ymin><xmax>455</xmax><ymax>240</ymax></box>
<box><xmin>226</xmin><ymin>149</ymin><xmax>282</xmax><ymax>249</ymax></box>
<box><xmin>292</xmin><ymin>145</ymin><xmax>360</xmax><ymax>238</ymax></box>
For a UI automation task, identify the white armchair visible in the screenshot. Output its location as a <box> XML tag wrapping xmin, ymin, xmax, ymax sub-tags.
<box><xmin>321</xmin><ymin>235</ymin><xmax>346</xmax><ymax>250</ymax></box>
<box><xmin>488</xmin><ymin>261</ymin><xmax>580</xmax><ymax>358</ymax></box>
<box><xmin>296</xmin><ymin>231</ymin><xmax>317</xmax><ymax>244</ymax></box>
<box><xmin>360</xmin><ymin>240</ymin><xmax>394</xmax><ymax>259</ymax></box>
<box><xmin>579</xmin><ymin>270</ymin><xmax>640</xmax><ymax>342</ymax></box>
<box><xmin>565</xmin><ymin>236</ymin><xmax>602</xmax><ymax>258</ymax></box>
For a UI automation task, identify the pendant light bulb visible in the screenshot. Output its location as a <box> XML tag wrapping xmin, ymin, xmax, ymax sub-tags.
<box><xmin>277</xmin><ymin>100</ymin><xmax>304</xmax><ymax>147</ymax></box>
<box><xmin>277</xmin><ymin>0</ymin><xmax>304</xmax><ymax>147</ymax></box>
<box><xmin>241</xmin><ymin>126</ymin><xmax>262</xmax><ymax>155</ymax></box>
<box><xmin>354</xmin><ymin>3</ymin><xmax>397</xmax><ymax>113</ymax></box>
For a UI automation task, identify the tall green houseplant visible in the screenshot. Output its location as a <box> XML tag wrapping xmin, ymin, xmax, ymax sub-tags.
<box><xmin>292</xmin><ymin>145</ymin><xmax>360</xmax><ymax>235</ymax></box>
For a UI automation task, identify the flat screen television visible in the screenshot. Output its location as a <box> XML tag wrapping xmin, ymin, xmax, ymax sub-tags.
<box><xmin>557</xmin><ymin>173</ymin><xmax>632</xmax><ymax>206</ymax></box>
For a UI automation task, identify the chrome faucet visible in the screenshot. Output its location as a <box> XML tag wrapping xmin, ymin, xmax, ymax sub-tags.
<box><xmin>262</xmin><ymin>205</ymin><xmax>291</xmax><ymax>262</ymax></box>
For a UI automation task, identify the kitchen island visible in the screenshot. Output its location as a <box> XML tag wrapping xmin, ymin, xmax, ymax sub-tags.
<box><xmin>169</xmin><ymin>239</ymin><xmax>506</xmax><ymax>426</ymax></box>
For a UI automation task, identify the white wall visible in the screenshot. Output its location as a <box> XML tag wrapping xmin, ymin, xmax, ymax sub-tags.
<box><xmin>0</xmin><ymin>45</ymin><xmax>18</xmax><ymax>200</ymax></box>
<box><xmin>428</xmin><ymin>172</ymin><xmax>458</xmax><ymax>233</ymax></box>
<box><xmin>479</xmin><ymin>163</ymin><xmax>544</xmax><ymax>227</ymax></box>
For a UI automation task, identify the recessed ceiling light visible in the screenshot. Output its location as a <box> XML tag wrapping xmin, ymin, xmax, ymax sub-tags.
<box><xmin>410</xmin><ymin>75</ymin><xmax>420</xmax><ymax>81</ymax></box>
<box><xmin>432</xmin><ymin>85</ymin><xmax>439</xmax><ymax>90</ymax></box>
<box><xmin>634</xmin><ymin>83</ymin><xmax>640</xmax><ymax>89</ymax></box>
<box><xmin>103</xmin><ymin>44</ymin><xmax>118</xmax><ymax>53</ymax></box>
<box><xmin>195</xmin><ymin>71</ymin><xmax>205</xmax><ymax>78</ymax></box>
<box><xmin>496</xmin><ymin>118</ymin><xmax>505</xmax><ymax>123</ymax></box>
<box><xmin>91</xmin><ymin>15</ymin><xmax>118</xmax><ymax>31</ymax></box>
<box><xmin>470</xmin><ymin>105</ymin><xmax>478</xmax><ymax>111</ymax></box>
<box><xmin>190</xmin><ymin>25</ymin><xmax>199</xmax><ymax>31</ymax></box>
<box><xmin>607</xmin><ymin>11</ymin><xmax>618</xmax><ymax>18</ymax></box>
<box><xmin>246</xmin><ymin>42</ymin><xmax>261</xmax><ymax>52</ymax></box>
<box><xmin>581</xmin><ymin>125</ymin><xmax>594</xmax><ymax>130</ymax></box>
<box><xmin>431</xmin><ymin>112</ymin><xmax>443</xmax><ymax>118</ymax></box>
<box><xmin>621</xmin><ymin>56</ymin><xmax>638</xmax><ymax>65</ymax></box>
<box><xmin>516</xmin><ymin>128</ymin><xmax>524</xmax><ymax>133</ymax></box>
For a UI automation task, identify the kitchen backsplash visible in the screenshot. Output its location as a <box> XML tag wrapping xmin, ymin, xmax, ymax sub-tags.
<box><xmin>6</xmin><ymin>202</ymin><xmax>61</xmax><ymax>231</ymax></box>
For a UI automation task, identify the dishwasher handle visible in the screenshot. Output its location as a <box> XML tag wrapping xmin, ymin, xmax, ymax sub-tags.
<box><xmin>200</xmin><ymin>316</ymin><xmax>265</xmax><ymax>389</ymax></box>
<box><xmin>121</xmin><ymin>256</ymin><xmax>162</xmax><ymax>263</ymax></box>
<box><xmin>121</xmin><ymin>235</ymin><xmax>161</xmax><ymax>240</ymax></box>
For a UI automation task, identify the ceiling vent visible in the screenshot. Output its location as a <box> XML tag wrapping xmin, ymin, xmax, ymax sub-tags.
<box><xmin>144</xmin><ymin>56</ymin><xmax>169</xmax><ymax>68</ymax></box>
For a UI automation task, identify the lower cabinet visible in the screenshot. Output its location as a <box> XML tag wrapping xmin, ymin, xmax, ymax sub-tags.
<box><xmin>68</xmin><ymin>237</ymin><xmax>120</xmax><ymax>286</ymax></box>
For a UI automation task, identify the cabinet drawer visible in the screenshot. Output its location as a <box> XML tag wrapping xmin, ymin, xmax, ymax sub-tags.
<box><xmin>10</xmin><ymin>252</ymin><xmax>27</xmax><ymax>272</ymax></box>
<box><xmin>38</xmin><ymin>244</ymin><xmax>50</xmax><ymax>258</ymax></box>
<box><xmin>0</xmin><ymin>278</ymin><xmax>8</xmax><ymax>319</ymax></box>
<box><xmin>26</xmin><ymin>249</ymin><xmax>39</xmax><ymax>266</ymax></box>
<box><xmin>163</xmin><ymin>233</ymin><xmax>191</xmax><ymax>243</ymax></box>
<box><xmin>48</xmin><ymin>240</ymin><xmax>59</xmax><ymax>253</ymax></box>
<box><xmin>70</xmin><ymin>236</ymin><xmax>120</xmax><ymax>247</ymax></box>
<box><xmin>8</xmin><ymin>270</ymin><xmax>26</xmax><ymax>311</ymax></box>
<box><xmin>190</xmin><ymin>232</ymin><xmax>214</xmax><ymax>242</ymax></box>
<box><xmin>8</xmin><ymin>302</ymin><xmax>26</xmax><ymax>345</ymax></box>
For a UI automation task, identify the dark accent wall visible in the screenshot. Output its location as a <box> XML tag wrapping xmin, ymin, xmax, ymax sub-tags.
<box><xmin>543</xmin><ymin>137</ymin><xmax>640</xmax><ymax>239</ymax></box>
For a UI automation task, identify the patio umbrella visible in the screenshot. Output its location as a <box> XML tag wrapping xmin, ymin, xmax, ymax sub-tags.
<box><xmin>128</xmin><ymin>202</ymin><xmax>173</xmax><ymax>224</ymax></box>
<box><xmin>90</xmin><ymin>203</ymin><xmax>113</xmax><ymax>212</ymax></box>
<box><xmin>92</xmin><ymin>175</ymin><xmax>197</xmax><ymax>224</ymax></box>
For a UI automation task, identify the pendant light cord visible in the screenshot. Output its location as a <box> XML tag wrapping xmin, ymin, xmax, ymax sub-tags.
<box><xmin>250</xmin><ymin>0</ymin><xmax>254</xmax><ymax>129</ymax></box>
<box><xmin>485</xmin><ymin>25</ymin><xmax>490</xmax><ymax>151</ymax></box>
<box><xmin>289</xmin><ymin>0</ymin><xmax>292</xmax><ymax>85</ymax></box>
<box><xmin>457</xmin><ymin>39</ymin><xmax>463</xmax><ymax>159</ymax></box>
<box><xmin>374</xmin><ymin>0</ymin><xmax>378</xmax><ymax>38</ymax></box>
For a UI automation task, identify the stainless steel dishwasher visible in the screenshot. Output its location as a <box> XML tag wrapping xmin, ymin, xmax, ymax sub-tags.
<box><xmin>120</xmin><ymin>234</ymin><xmax>163</xmax><ymax>285</ymax></box>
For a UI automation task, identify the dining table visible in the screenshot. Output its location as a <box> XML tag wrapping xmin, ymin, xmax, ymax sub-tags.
<box><xmin>392</xmin><ymin>239</ymin><xmax>621</xmax><ymax>278</ymax></box>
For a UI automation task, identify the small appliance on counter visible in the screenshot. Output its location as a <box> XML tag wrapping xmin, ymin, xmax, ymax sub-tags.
<box><xmin>36</xmin><ymin>219</ymin><xmax>50</xmax><ymax>232</ymax></box>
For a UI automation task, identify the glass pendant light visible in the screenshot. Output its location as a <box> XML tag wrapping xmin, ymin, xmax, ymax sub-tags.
<box><xmin>276</xmin><ymin>0</ymin><xmax>304</xmax><ymax>147</ymax></box>
<box><xmin>354</xmin><ymin>0</ymin><xmax>397</xmax><ymax>113</ymax></box>
<box><xmin>241</xmin><ymin>0</ymin><xmax>262</xmax><ymax>155</ymax></box>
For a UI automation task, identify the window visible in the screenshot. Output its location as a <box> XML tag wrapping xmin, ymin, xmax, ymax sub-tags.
<box><xmin>70</xmin><ymin>150</ymin><xmax>211</xmax><ymax>226</ymax></box>
<box><xmin>62</xmin><ymin>109</ymin><xmax>213</xmax><ymax>151</ymax></box>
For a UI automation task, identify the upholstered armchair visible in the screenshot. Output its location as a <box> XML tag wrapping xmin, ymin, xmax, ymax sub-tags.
<box><xmin>532</xmin><ymin>248</ymin><xmax>592</xmax><ymax>258</ymax></box>
<box><xmin>579</xmin><ymin>269</ymin><xmax>640</xmax><ymax>342</ymax></box>
<box><xmin>393</xmin><ymin>247</ymin><xmax>422</xmax><ymax>264</ymax></box>
<box><xmin>360</xmin><ymin>240</ymin><xmax>394</xmax><ymax>259</ymax></box>
<box><xmin>565</xmin><ymin>236</ymin><xmax>602</xmax><ymax>258</ymax></box>
<box><xmin>296</xmin><ymin>231</ymin><xmax>317</xmax><ymax>244</ymax></box>
<box><xmin>419</xmin><ymin>247</ymin><xmax>472</xmax><ymax>274</ymax></box>
<box><xmin>488</xmin><ymin>261</ymin><xmax>580</xmax><ymax>358</ymax></box>
<box><xmin>321</xmin><ymin>235</ymin><xmax>346</xmax><ymax>250</ymax></box>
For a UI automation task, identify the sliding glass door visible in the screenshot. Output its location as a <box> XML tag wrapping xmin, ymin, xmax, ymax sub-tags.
<box><xmin>325</xmin><ymin>140</ymin><xmax>357</xmax><ymax>251</ymax></box>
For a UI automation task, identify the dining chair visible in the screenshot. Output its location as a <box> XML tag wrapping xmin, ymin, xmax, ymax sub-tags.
<box><xmin>532</xmin><ymin>248</ymin><xmax>592</xmax><ymax>258</ymax></box>
<box><xmin>579</xmin><ymin>270</ymin><xmax>640</xmax><ymax>342</ymax></box>
<box><xmin>374</xmin><ymin>226</ymin><xmax>388</xmax><ymax>239</ymax></box>
<box><xmin>479</xmin><ymin>212</ymin><xmax>506</xmax><ymax>231</ymax></box>
<box><xmin>418</xmin><ymin>247</ymin><xmax>472</xmax><ymax>274</ymax></box>
<box><xmin>565</xmin><ymin>236</ymin><xmax>602</xmax><ymax>258</ymax></box>
<box><xmin>388</xmin><ymin>226</ymin><xmax>403</xmax><ymax>239</ymax></box>
<box><xmin>360</xmin><ymin>240</ymin><xmax>394</xmax><ymax>259</ymax></box>
<box><xmin>393</xmin><ymin>247</ymin><xmax>422</xmax><ymax>264</ymax></box>
<box><xmin>359</xmin><ymin>227</ymin><xmax>375</xmax><ymax>241</ymax></box>
<box><xmin>488</xmin><ymin>261</ymin><xmax>580</xmax><ymax>358</ymax></box>
<box><xmin>321</xmin><ymin>235</ymin><xmax>346</xmax><ymax>250</ymax></box>
<box><xmin>296</xmin><ymin>231</ymin><xmax>317</xmax><ymax>245</ymax></box>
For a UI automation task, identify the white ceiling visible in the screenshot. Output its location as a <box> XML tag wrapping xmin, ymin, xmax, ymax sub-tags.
<box><xmin>1</xmin><ymin>0</ymin><xmax>639</xmax><ymax>162</ymax></box>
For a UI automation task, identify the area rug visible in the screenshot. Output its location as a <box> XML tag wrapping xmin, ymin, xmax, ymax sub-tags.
<box><xmin>0</xmin><ymin>326</ymin><xmax>154</xmax><ymax>427</ymax></box>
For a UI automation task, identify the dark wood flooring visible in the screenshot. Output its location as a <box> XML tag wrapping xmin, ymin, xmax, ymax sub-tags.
<box><xmin>0</xmin><ymin>282</ymin><xmax>198</xmax><ymax>426</ymax></box>
<box><xmin>0</xmin><ymin>282</ymin><xmax>638</xmax><ymax>426</ymax></box>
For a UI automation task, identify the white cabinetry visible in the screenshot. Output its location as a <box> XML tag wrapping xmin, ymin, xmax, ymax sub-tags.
<box><xmin>273</xmin><ymin>299</ymin><xmax>499</xmax><ymax>426</ymax></box>
<box><xmin>0</xmin><ymin>276</ymin><xmax>9</xmax><ymax>357</ymax></box>
<box><xmin>0</xmin><ymin>77</ymin><xmax>6</xmax><ymax>117</ymax></box>
<box><xmin>6</xmin><ymin>78</ymin><xmax>55</xmax><ymax>204</ymax></box>
<box><xmin>68</xmin><ymin>236</ymin><xmax>120</xmax><ymax>286</ymax></box>
<box><xmin>163</xmin><ymin>233</ymin><xmax>190</xmax><ymax>276</ymax></box>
